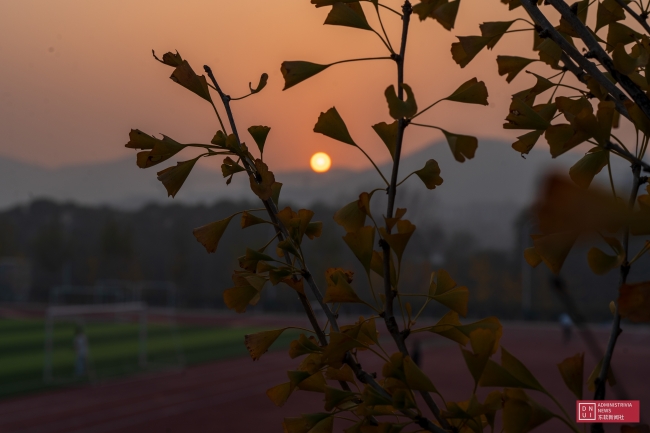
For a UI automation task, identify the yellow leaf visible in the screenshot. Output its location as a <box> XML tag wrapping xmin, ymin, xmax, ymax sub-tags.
<box><xmin>334</xmin><ymin>200</ymin><xmax>366</xmax><ymax>233</ymax></box>
<box><xmin>480</xmin><ymin>21</ymin><xmax>515</xmax><ymax>49</ymax></box>
<box><xmin>156</xmin><ymin>157</ymin><xmax>200</xmax><ymax>198</ymax></box>
<box><xmin>414</xmin><ymin>159</ymin><xmax>443</xmax><ymax>189</ymax></box>
<box><xmin>247</xmin><ymin>125</ymin><xmax>271</xmax><ymax>155</ymax></box>
<box><xmin>587</xmin><ymin>236</ymin><xmax>624</xmax><ymax>275</ymax></box>
<box><xmin>221</xmin><ymin>157</ymin><xmax>246</xmax><ymax>178</ymax></box>
<box><xmin>325</xmin><ymin>364</ymin><xmax>356</xmax><ymax>383</ymax></box>
<box><xmin>569</xmin><ymin>148</ymin><xmax>609</xmax><ymax>189</ymax></box>
<box><xmin>289</xmin><ymin>334</ymin><xmax>322</xmax><ymax>359</ymax></box>
<box><xmin>379</xmin><ymin>220</ymin><xmax>416</xmax><ymax>264</ymax></box>
<box><xmin>245</xmin><ymin>328</ymin><xmax>287</xmax><ymax>360</ymax></box>
<box><xmin>342</xmin><ymin>226</ymin><xmax>375</xmax><ymax>275</ymax></box>
<box><xmin>384</xmin><ymin>84</ymin><xmax>418</xmax><ymax>119</ymax></box>
<box><xmin>497</xmin><ymin>56</ymin><xmax>536</xmax><ymax>83</ymax></box>
<box><xmin>557</xmin><ymin>352</ymin><xmax>584</xmax><ymax>399</ymax></box>
<box><xmin>250</xmin><ymin>158</ymin><xmax>276</xmax><ymax>200</ymax></box>
<box><xmin>241</xmin><ymin>211</ymin><xmax>268</xmax><ymax>228</ymax></box>
<box><xmin>445</xmin><ymin>77</ymin><xmax>489</xmax><ymax>105</ymax></box>
<box><xmin>531</xmin><ymin>231</ymin><xmax>577</xmax><ymax>275</ymax></box>
<box><xmin>442</xmin><ymin>130</ymin><xmax>478</xmax><ymax>162</ymax></box>
<box><xmin>170</xmin><ymin>60</ymin><xmax>212</xmax><ymax>102</ymax></box>
<box><xmin>192</xmin><ymin>215</ymin><xmax>234</xmax><ymax>253</ymax></box>
<box><xmin>313</xmin><ymin>107</ymin><xmax>357</xmax><ymax>146</ymax></box>
<box><xmin>324</xmin><ymin>386</ymin><xmax>356</xmax><ymax>411</ymax></box>
<box><xmin>619</xmin><ymin>281</ymin><xmax>650</xmax><ymax>322</ymax></box>
<box><xmin>323</xmin><ymin>269</ymin><xmax>363</xmax><ymax>304</ymax></box>
<box><xmin>266</xmin><ymin>382</ymin><xmax>292</xmax><ymax>407</ymax></box>
<box><xmin>126</xmin><ymin>130</ymin><xmax>186</xmax><ymax>169</ymax></box>
<box><xmin>372</xmin><ymin>121</ymin><xmax>398</xmax><ymax>160</ymax></box>
<box><xmin>280</xmin><ymin>61</ymin><xmax>330</xmax><ymax>90</ymax></box>
<box><xmin>451</xmin><ymin>36</ymin><xmax>490</xmax><ymax>68</ymax></box>
<box><xmin>223</xmin><ymin>284</ymin><xmax>259</xmax><ymax>313</ymax></box>
<box><xmin>403</xmin><ymin>355</ymin><xmax>438</xmax><ymax>393</ymax></box>
<box><xmin>324</xmin><ymin>2</ymin><xmax>372</xmax><ymax>30</ymax></box>
<box><xmin>153</xmin><ymin>50</ymin><xmax>183</xmax><ymax>67</ymax></box>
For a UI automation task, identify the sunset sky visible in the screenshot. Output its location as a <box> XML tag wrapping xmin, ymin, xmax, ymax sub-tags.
<box><xmin>0</xmin><ymin>0</ymin><xmax>635</xmax><ymax>173</ymax></box>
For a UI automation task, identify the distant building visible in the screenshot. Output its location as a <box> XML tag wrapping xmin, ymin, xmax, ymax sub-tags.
<box><xmin>0</xmin><ymin>257</ymin><xmax>32</xmax><ymax>301</ymax></box>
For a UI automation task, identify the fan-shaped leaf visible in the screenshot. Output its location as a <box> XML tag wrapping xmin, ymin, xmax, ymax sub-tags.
<box><xmin>558</xmin><ymin>353</ymin><xmax>584</xmax><ymax>399</ymax></box>
<box><xmin>497</xmin><ymin>56</ymin><xmax>536</xmax><ymax>83</ymax></box>
<box><xmin>442</xmin><ymin>130</ymin><xmax>478</xmax><ymax>162</ymax></box>
<box><xmin>249</xmin><ymin>73</ymin><xmax>268</xmax><ymax>94</ymax></box>
<box><xmin>451</xmin><ymin>36</ymin><xmax>490</xmax><ymax>68</ymax></box>
<box><xmin>343</xmin><ymin>226</ymin><xmax>375</xmax><ymax>275</ymax></box>
<box><xmin>250</xmin><ymin>159</ymin><xmax>276</xmax><ymax>200</ymax></box>
<box><xmin>414</xmin><ymin>159</ymin><xmax>444</xmax><ymax>189</ymax></box>
<box><xmin>281</xmin><ymin>61</ymin><xmax>330</xmax><ymax>90</ymax></box>
<box><xmin>569</xmin><ymin>147</ymin><xmax>609</xmax><ymax>189</ymax></box>
<box><xmin>157</xmin><ymin>157</ymin><xmax>200</xmax><ymax>198</ymax></box>
<box><xmin>324</xmin><ymin>2</ymin><xmax>372</xmax><ymax>31</ymax></box>
<box><xmin>193</xmin><ymin>215</ymin><xmax>234</xmax><ymax>253</ymax></box>
<box><xmin>481</xmin><ymin>21</ymin><xmax>515</xmax><ymax>49</ymax></box>
<box><xmin>314</xmin><ymin>107</ymin><xmax>356</xmax><ymax>146</ymax></box>
<box><xmin>334</xmin><ymin>200</ymin><xmax>366</xmax><ymax>233</ymax></box>
<box><xmin>384</xmin><ymin>84</ymin><xmax>418</xmax><ymax>119</ymax></box>
<box><xmin>372</xmin><ymin>121</ymin><xmax>398</xmax><ymax>160</ymax></box>
<box><xmin>245</xmin><ymin>328</ymin><xmax>288</xmax><ymax>360</ymax></box>
<box><xmin>446</xmin><ymin>78</ymin><xmax>489</xmax><ymax>105</ymax></box>
<box><xmin>170</xmin><ymin>60</ymin><xmax>212</xmax><ymax>102</ymax></box>
<box><xmin>248</xmin><ymin>125</ymin><xmax>271</xmax><ymax>155</ymax></box>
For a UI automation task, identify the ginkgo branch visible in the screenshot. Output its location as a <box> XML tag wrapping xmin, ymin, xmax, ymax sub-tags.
<box><xmin>544</xmin><ymin>0</ymin><xmax>650</xmax><ymax>121</ymax></box>
<box><xmin>613</xmin><ymin>0</ymin><xmax>650</xmax><ymax>33</ymax></box>
<box><xmin>520</xmin><ymin>0</ymin><xmax>632</xmax><ymax>118</ymax></box>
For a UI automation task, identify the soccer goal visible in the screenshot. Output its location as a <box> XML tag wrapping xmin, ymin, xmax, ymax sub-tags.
<box><xmin>43</xmin><ymin>301</ymin><xmax>185</xmax><ymax>384</ymax></box>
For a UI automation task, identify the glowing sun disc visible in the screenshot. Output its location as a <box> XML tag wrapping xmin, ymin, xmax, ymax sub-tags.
<box><xmin>310</xmin><ymin>152</ymin><xmax>331</xmax><ymax>173</ymax></box>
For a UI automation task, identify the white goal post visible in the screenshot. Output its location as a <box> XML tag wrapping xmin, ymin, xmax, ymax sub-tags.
<box><xmin>43</xmin><ymin>302</ymin><xmax>148</xmax><ymax>383</ymax></box>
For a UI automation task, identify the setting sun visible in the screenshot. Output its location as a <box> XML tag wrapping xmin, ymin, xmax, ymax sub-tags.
<box><xmin>310</xmin><ymin>152</ymin><xmax>331</xmax><ymax>173</ymax></box>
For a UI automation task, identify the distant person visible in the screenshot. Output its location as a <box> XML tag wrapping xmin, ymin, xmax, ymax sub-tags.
<box><xmin>559</xmin><ymin>313</ymin><xmax>573</xmax><ymax>343</ymax></box>
<box><xmin>74</xmin><ymin>325</ymin><xmax>89</xmax><ymax>377</ymax></box>
<box><xmin>411</xmin><ymin>340</ymin><xmax>422</xmax><ymax>367</ymax></box>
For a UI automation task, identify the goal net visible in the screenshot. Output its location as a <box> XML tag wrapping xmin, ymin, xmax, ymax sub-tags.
<box><xmin>43</xmin><ymin>301</ymin><xmax>184</xmax><ymax>384</ymax></box>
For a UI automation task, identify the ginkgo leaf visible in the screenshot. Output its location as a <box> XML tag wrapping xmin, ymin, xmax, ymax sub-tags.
<box><xmin>438</xmin><ymin>0</ymin><xmax>462</xmax><ymax>30</ymax></box>
<box><xmin>504</xmin><ymin>98</ymin><xmax>553</xmax><ymax>130</ymax></box>
<box><xmin>249</xmin><ymin>73</ymin><xmax>268</xmax><ymax>94</ymax></box>
<box><xmin>372</xmin><ymin>121</ymin><xmax>398</xmax><ymax>160</ymax></box>
<box><xmin>193</xmin><ymin>215</ymin><xmax>234</xmax><ymax>253</ymax></box>
<box><xmin>607</xmin><ymin>22</ymin><xmax>642</xmax><ymax>52</ymax></box>
<box><xmin>221</xmin><ymin>157</ymin><xmax>246</xmax><ymax>178</ymax></box>
<box><xmin>596</xmin><ymin>0</ymin><xmax>625</xmax><ymax>32</ymax></box>
<box><xmin>403</xmin><ymin>356</ymin><xmax>438</xmax><ymax>393</ymax></box>
<box><xmin>324</xmin><ymin>2</ymin><xmax>372</xmax><ymax>31</ymax></box>
<box><xmin>250</xmin><ymin>159</ymin><xmax>276</xmax><ymax>200</ymax></box>
<box><xmin>334</xmin><ymin>200</ymin><xmax>366</xmax><ymax>233</ymax></box>
<box><xmin>271</xmin><ymin>182</ymin><xmax>282</xmax><ymax>206</ymax></box>
<box><xmin>442</xmin><ymin>130</ymin><xmax>478</xmax><ymax>162</ymax></box>
<box><xmin>618</xmin><ymin>281</ymin><xmax>650</xmax><ymax>322</ymax></box>
<box><xmin>536</xmin><ymin>37</ymin><xmax>562</xmax><ymax>67</ymax></box>
<box><xmin>325</xmin><ymin>364</ymin><xmax>356</xmax><ymax>383</ymax></box>
<box><xmin>223</xmin><ymin>284</ymin><xmax>259</xmax><ymax>313</ymax></box>
<box><xmin>497</xmin><ymin>56</ymin><xmax>536</xmax><ymax>83</ymax></box>
<box><xmin>462</xmin><ymin>328</ymin><xmax>497</xmax><ymax>385</ymax></box>
<box><xmin>557</xmin><ymin>353</ymin><xmax>584</xmax><ymax>399</ymax></box>
<box><xmin>512</xmin><ymin>130</ymin><xmax>544</xmax><ymax>154</ymax></box>
<box><xmin>569</xmin><ymin>148</ymin><xmax>609</xmax><ymax>189</ymax></box>
<box><xmin>289</xmin><ymin>334</ymin><xmax>323</xmax><ymax>359</ymax></box>
<box><xmin>157</xmin><ymin>157</ymin><xmax>200</xmax><ymax>198</ymax></box>
<box><xmin>280</xmin><ymin>61</ymin><xmax>330</xmax><ymax>90</ymax></box>
<box><xmin>323</xmin><ymin>270</ymin><xmax>364</xmax><ymax>303</ymax></box>
<box><xmin>241</xmin><ymin>211</ymin><xmax>268</xmax><ymax>228</ymax></box>
<box><xmin>248</xmin><ymin>126</ymin><xmax>271</xmax><ymax>155</ymax></box>
<box><xmin>451</xmin><ymin>36</ymin><xmax>491</xmax><ymax>68</ymax></box>
<box><xmin>305</xmin><ymin>221</ymin><xmax>323</xmax><ymax>239</ymax></box>
<box><xmin>479</xmin><ymin>347</ymin><xmax>545</xmax><ymax>391</ymax></box>
<box><xmin>414</xmin><ymin>159</ymin><xmax>444</xmax><ymax>189</ymax></box>
<box><xmin>433</xmin><ymin>286</ymin><xmax>469</xmax><ymax>317</ymax></box>
<box><xmin>445</xmin><ymin>78</ymin><xmax>489</xmax><ymax>105</ymax></box>
<box><xmin>170</xmin><ymin>60</ymin><xmax>212</xmax><ymax>102</ymax></box>
<box><xmin>532</xmin><ymin>231</ymin><xmax>577</xmax><ymax>275</ymax></box>
<box><xmin>385</xmin><ymin>84</ymin><xmax>418</xmax><ymax>119</ymax></box>
<box><xmin>313</xmin><ymin>107</ymin><xmax>356</xmax><ymax>146</ymax></box>
<box><xmin>245</xmin><ymin>328</ymin><xmax>287</xmax><ymax>360</ymax></box>
<box><xmin>502</xmin><ymin>390</ymin><xmax>553</xmax><ymax>433</ymax></box>
<box><xmin>587</xmin><ymin>237</ymin><xmax>624</xmax><ymax>275</ymax></box>
<box><xmin>267</xmin><ymin>382</ymin><xmax>293</xmax><ymax>407</ymax></box>
<box><xmin>480</xmin><ymin>21</ymin><xmax>515</xmax><ymax>49</ymax></box>
<box><xmin>324</xmin><ymin>386</ymin><xmax>356</xmax><ymax>411</ymax></box>
<box><xmin>379</xmin><ymin>220</ymin><xmax>416</xmax><ymax>263</ymax></box>
<box><xmin>127</xmin><ymin>130</ymin><xmax>186</xmax><ymax>169</ymax></box>
<box><xmin>342</xmin><ymin>226</ymin><xmax>375</xmax><ymax>275</ymax></box>
<box><xmin>153</xmin><ymin>50</ymin><xmax>183</xmax><ymax>67</ymax></box>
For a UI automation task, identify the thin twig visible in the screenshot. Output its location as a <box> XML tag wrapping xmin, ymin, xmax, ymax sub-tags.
<box><xmin>612</xmin><ymin>0</ymin><xmax>650</xmax><ymax>34</ymax></box>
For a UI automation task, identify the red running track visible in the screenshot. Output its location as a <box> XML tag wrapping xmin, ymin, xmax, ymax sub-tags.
<box><xmin>1</xmin><ymin>323</ymin><xmax>648</xmax><ymax>433</ymax></box>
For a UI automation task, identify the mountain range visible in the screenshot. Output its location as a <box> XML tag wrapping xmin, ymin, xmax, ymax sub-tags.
<box><xmin>0</xmin><ymin>139</ymin><xmax>633</xmax><ymax>249</ymax></box>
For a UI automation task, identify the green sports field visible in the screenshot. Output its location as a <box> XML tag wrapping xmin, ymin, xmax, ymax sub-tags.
<box><xmin>0</xmin><ymin>318</ymin><xmax>294</xmax><ymax>400</ymax></box>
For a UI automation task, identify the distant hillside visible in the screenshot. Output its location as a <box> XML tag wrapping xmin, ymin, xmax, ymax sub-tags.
<box><xmin>0</xmin><ymin>140</ymin><xmax>633</xmax><ymax>249</ymax></box>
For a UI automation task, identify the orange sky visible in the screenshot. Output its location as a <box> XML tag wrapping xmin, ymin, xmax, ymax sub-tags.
<box><xmin>0</xmin><ymin>0</ymin><xmax>638</xmax><ymax>172</ymax></box>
